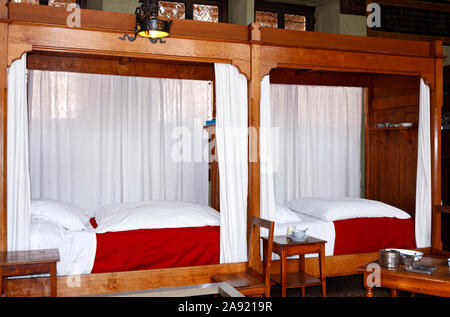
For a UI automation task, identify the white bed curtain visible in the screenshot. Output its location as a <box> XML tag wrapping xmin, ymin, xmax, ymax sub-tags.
<box><xmin>260</xmin><ymin>75</ymin><xmax>276</xmax><ymax>222</ymax></box>
<box><xmin>29</xmin><ymin>71</ymin><xmax>211</xmax><ymax>215</ymax></box>
<box><xmin>214</xmin><ymin>63</ymin><xmax>248</xmax><ymax>264</ymax></box>
<box><xmin>270</xmin><ymin>84</ymin><xmax>363</xmax><ymax>204</ymax></box>
<box><xmin>415</xmin><ymin>79</ymin><xmax>432</xmax><ymax>248</ymax></box>
<box><xmin>7</xmin><ymin>54</ymin><xmax>31</xmax><ymax>251</ymax></box>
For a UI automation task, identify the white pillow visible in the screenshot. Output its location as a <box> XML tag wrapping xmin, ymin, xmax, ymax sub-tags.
<box><xmin>286</xmin><ymin>197</ymin><xmax>411</xmax><ymax>222</ymax></box>
<box><xmin>31</xmin><ymin>199</ymin><xmax>90</xmax><ymax>231</ymax></box>
<box><xmin>94</xmin><ymin>200</ymin><xmax>220</xmax><ymax>233</ymax></box>
<box><xmin>275</xmin><ymin>204</ymin><xmax>302</xmax><ymax>224</ymax></box>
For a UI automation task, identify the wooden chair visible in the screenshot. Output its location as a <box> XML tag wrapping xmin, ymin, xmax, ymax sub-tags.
<box><xmin>211</xmin><ymin>216</ymin><xmax>275</xmax><ymax>297</ymax></box>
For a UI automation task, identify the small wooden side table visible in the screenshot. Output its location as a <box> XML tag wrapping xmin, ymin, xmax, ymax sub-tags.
<box><xmin>0</xmin><ymin>249</ymin><xmax>60</xmax><ymax>297</ymax></box>
<box><xmin>262</xmin><ymin>235</ymin><xmax>326</xmax><ymax>297</ymax></box>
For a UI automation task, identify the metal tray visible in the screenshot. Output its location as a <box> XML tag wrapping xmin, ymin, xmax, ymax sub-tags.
<box><xmin>405</xmin><ymin>264</ymin><xmax>436</xmax><ymax>275</ymax></box>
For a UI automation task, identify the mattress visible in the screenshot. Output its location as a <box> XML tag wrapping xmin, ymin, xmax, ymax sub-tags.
<box><xmin>91</xmin><ymin>223</ymin><xmax>220</xmax><ymax>273</ymax></box>
<box><xmin>273</xmin><ymin>212</ymin><xmax>416</xmax><ymax>258</ymax></box>
<box><xmin>332</xmin><ymin>217</ymin><xmax>416</xmax><ymax>255</ymax></box>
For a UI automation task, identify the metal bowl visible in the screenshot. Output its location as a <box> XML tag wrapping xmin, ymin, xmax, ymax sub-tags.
<box><xmin>379</xmin><ymin>249</ymin><xmax>400</xmax><ymax>269</ymax></box>
<box><xmin>400</xmin><ymin>254</ymin><xmax>414</xmax><ymax>266</ymax></box>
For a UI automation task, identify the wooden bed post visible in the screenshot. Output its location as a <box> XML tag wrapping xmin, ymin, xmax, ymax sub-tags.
<box><xmin>0</xmin><ymin>1</ymin><xmax>8</xmax><ymax>252</ymax></box>
<box><xmin>431</xmin><ymin>40</ymin><xmax>444</xmax><ymax>252</ymax></box>
<box><xmin>247</xmin><ymin>23</ymin><xmax>262</xmax><ymax>269</ymax></box>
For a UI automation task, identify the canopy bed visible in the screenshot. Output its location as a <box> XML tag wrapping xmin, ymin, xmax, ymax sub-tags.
<box><xmin>0</xmin><ymin>2</ymin><xmax>252</xmax><ymax>296</ymax></box>
<box><xmin>262</xmin><ymin>71</ymin><xmax>421</xmax><ymax>256</ymax></box>
<box><xmin>0</xmin><ymin>2</ymin><xmax>445</xmax><ymax>296</ymax></box>
<box><xmin>253</xmin><ymin>25</ymin><xmax>444</xmax><ymax>278</ymax></box>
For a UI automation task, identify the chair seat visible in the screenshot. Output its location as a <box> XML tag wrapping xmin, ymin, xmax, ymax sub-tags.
<box><xmin>211</xmin><ymin>272</ymin><xmax>264</xmax><ymax>290</ymax></box>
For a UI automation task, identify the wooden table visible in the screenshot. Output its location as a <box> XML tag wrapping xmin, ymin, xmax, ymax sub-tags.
<box><xmin>262</xmin><ymin>235</ymin><xmax>326</xmax><ymax>297</ymax></box>
<box><xmin>359</xmin><ymin>255</ymin><xmax>450</xmax><ymax>297</ymax></box>
<box><xmin>0</xmin><ymin>249</ymin><xmax>60</xmax><ymax>297</ymax></box>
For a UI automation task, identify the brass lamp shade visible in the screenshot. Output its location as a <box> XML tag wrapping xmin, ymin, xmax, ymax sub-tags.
<box><xmin>119</xmin><ymin>0</ymin><xmax>172</xmax><ymax>43</ymax></box>
<box><xmin>135</xmin><ymin>0</ymin><xmax>172</xmax><ymax>41</ymax></box>
<box><xmin>137</xmin><ymin>17</ymin><xmax>171</xmax><ymax>39</ymax></box>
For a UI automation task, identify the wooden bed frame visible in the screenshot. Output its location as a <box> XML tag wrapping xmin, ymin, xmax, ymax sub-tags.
<box><xmin>0</xmin><ymin>2</ymin><xmax>444</xmax><ymax>296</ymax></box>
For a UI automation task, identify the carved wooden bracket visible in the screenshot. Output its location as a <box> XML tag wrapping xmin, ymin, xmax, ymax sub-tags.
<box><xmin>421</xmin><ymin>72</ymin><xmax>435</xmax><ymax>90</ymax></box>
<box><xmin>261</xmin><ymin>62</ymin><xmax>277</xmax><ymax>80</ymax></box>
<box><xmin>8</xmin><ymin>43</ymin><xmax>32</xmax><ymax>67</ymax></box>
<box><xmin>232</xmin><ymin>59</ymin><xmax>251</xmax><ymax>81</ymax></box>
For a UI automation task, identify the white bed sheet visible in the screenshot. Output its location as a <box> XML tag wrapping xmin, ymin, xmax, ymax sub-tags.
<box><xmin>30</xmin><ymin>219</ymin><xmax>97</xmax><ymax>276</ymax></box>
<box><xmin>263</xmin><ymin>206</ymin><xmax>335</xmax><ymax>260</ymax></box>
<box><xmin>273</xmin><ymin>211</ymin><xmax>336</xmax><ymax>259</ymax></box>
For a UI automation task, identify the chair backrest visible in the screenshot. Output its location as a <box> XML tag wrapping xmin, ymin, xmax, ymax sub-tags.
<box><xmin>247</xmin><ymin>216</ymin><xmax>275</xmax><ymax>296</ymax></box>
<box><xmin>434</xmin><ymin>205</ymin><xmax>450</xmax><ymax>253</ymax></box>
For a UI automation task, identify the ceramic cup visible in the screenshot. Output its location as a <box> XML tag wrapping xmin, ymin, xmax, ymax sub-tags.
<box><xmin>291</xmin><ymin>229</ymin><xmax>307</xmax><ymax>240</ymax></box>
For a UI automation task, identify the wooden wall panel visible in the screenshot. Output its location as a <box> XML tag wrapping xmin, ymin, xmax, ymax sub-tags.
<box><xmin>27</xmin><ymin>53</ymin><xmax>215</xmax><ymax>81</ymax></box>
<box><xmin>269</xmin><ymin>68</ymin><xmax>370</xmax><ymax>87</ymax></box>
<box><xmin>367</xmin><ymin>75</ymin><xmax>420</xmax><ymax>217</ymax></box>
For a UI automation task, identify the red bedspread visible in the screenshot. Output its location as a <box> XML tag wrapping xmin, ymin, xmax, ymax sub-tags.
<box><xmin>333</xmin><ymin>217</ymin><xmax>416</xmax><ymax>256</ymax></box>
<box><xmin>90</xmin><ymin>221</ymin><xmax>220</xmax><ymax>273</ymax></box>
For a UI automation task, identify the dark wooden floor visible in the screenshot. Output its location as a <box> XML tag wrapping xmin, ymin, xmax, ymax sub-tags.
<box><xmin>269</xmin><ymin>274</ymin><xmax>427</xmax><ymax>297</ymax></box>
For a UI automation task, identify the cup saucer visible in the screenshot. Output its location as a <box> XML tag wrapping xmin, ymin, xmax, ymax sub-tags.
<box><xmin>288</xmin><ymin>234</ymin><xmax>308</xmax><ymax>241</ymax></box>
